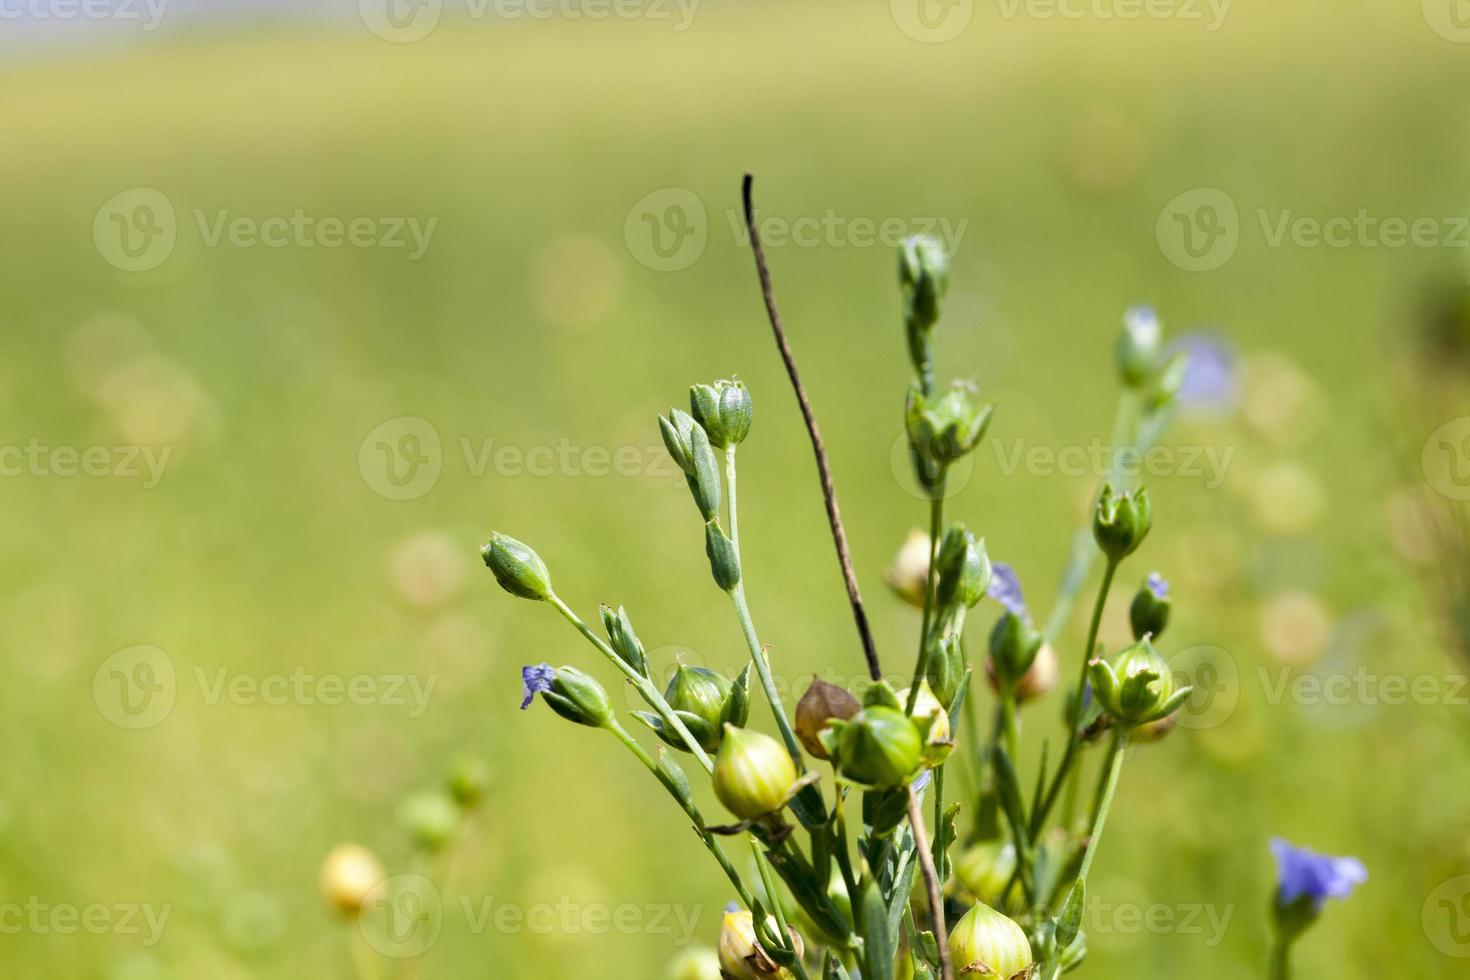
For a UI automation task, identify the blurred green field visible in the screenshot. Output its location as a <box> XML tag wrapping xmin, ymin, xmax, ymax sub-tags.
<box><xmin>3</xmin><ymin>2</ymin><xmax>1470</xmax><ymax>977</ymax></box>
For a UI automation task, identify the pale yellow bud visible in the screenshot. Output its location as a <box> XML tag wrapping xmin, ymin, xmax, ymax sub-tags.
<box><xmin>319</xmin><ymin>843</ymin><xmax>385</xmax><ymax>916</ymax></box>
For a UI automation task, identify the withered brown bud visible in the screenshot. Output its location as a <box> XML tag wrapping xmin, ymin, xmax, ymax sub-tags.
<box><xmin>794</xmin><ymin>678</ymin><xmax>860</xmax><ymax>760</ymax></box>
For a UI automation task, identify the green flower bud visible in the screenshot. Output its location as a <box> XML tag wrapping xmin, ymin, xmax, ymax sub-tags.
<box><xmin>1087</xmin><ymin>637</ymin><xmax>1192</xmax><ymax>728</ymax></box>
<box><xmin>658</xmin><ymin>408</ymin><xmax>699</xmax><ymax>475</ymax></box>
<box><xmin>319</xmin><ymin>843</ymin><xmax>386</xmax><ymax>917</ymax></box>
<box><xmin>885</xmin><ymin>529</ymin><xmax>933</xmax><ymax>608</ymax></box>
<box><xmin>690</xmin><ymin>379</ymin><xmax>753</xmax><ymax>448</ymax></box>
<box><xmin>712</xmin><ymin>725</ymin><xmax>800</xmax><ymax>820</ymax></box>
<box><xmin>949</xmin><ymin>901</ymin><xmax>1033</xmax><ymax>978</ymax></box>
<box><xmin>925</xmin><ymin>633</ymin><xmax>966</xmax><ymax>707</ymax></box>
<box><xmin>638</xmin><ymin>664</ymin><xmax>751</xmax><ymax>754</ymax></box>
<box><xmin>398</xmin><ymin>791</ymin><xmax>460</xmax><ymax>853</ymax></box>
<box><xmin>823</xmin><ymin>704</ymin><xmax>925</xmax><ymax>789</ymax></box>
<box><xmin>705</xmin><ymin>521</ymin><xmax>741</xmax><ymax>591</ymax></box>
<box><xmin>899</xmin><ymin>235</ymin><xmax>949</xmax><ymax>332</ymax></box>
<box><xmin>1148</xmin><ymin>350</ymin><xmax>1190</xmax><ymax>413</ymax></box>
<box><xmin>906</xmin><ymin>381</ymin><xmax>995</xmax><ymax>466</ymax></box>
<box><xmin>898</xmin><ymin>682</ymin><xmax>954</xmax><ymax>768</ymax></box>
<box><xmin>599</xmin><ymin>604</ymin><xmax>649</xmax><ymax>677</ymax></box>
<box><xmin>718</xmin><ymin>909</ymin><xmax>801</xmax><ymax>980</ymax></box>
<box><xmin>686</xmin><ymin>421</ymin><xmax>722</xmax><ymax>521</ymax></box>
<box><xmin>525</xmin><ymin>664</ymin><xmax>614</xmax><ymax>729</ymax></box>
<box><xmin>988</xmin><ymin>612</ymin><xmax>1044</xmax><ymax>690</ymax></box>
<box><xmin>955</xmin><ymin>841</ymin><xmax>1017</xmax><ymax>907</ymax></box>
<box><xmin>1128</xmin><ymin>573</ymin><xmax>1171</xmax><ymax>641</ymax></box>
<box><xmin>667</xmin><ymin>947</ymin><xmax>722</xmax><ymax>980</ymax></box>
<box><xmin>794</xmin><ymin>678</ymin><xmax>860</xmax><ymax>760</ymax></box>
<box><xmin>447</xmin><ymin>755</ymin><xmax>490</xmax><ymax>809</ymax></box>
<box><xmin>480</xmin><ymin>532</ymin><xmax>551</xmax><ymax>600</ymax></box>
<box><xmin>936</xmin><ymin>525</ymin><xmax>991</xmax><ymax>610</ymax></box>
<box><xmin>1092</xmin><ymin>484</ymin><xmax>1153</xmax><ymax>563</ymax></box>
<box><xmin>1117</xmin><ymin>305</ymin><xmax>1161</xmax><ymax>389</ymax></box>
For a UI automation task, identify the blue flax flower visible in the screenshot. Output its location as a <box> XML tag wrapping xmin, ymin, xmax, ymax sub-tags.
<box><xmin>1270</xmin><ymin>838</ymin><xmax>1366</xmax><ymax>910</ymax></box>
<box><xmin>1167</xmin><ymin>331</ymin><xmax>1238</xmax><ymax>417</ymax></box>
<box><xmin>520</xmin><ymin>663</ymin><xmax>556</xmax><ymax>709</ymax></box>
<box><xmin>1146</xmin><ymin>571</ymin><xmax>1169</xmax><ymax>600</ymax></box>
<box><xmin>988</xmin><ymin>562</ymin><xmax>1026</xmax><ymax>619</ymax></box>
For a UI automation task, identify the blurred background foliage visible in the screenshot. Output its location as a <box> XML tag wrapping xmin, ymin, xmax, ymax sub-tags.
<box><xmin>2</xmin><ymin>1</ymin><xmax>1470</xmax><ymax>976</ymax></box>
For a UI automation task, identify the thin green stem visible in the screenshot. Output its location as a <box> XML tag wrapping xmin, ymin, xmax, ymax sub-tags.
<box><xmin>1059</xmin><ymin>558</ymin><xmax>1118</xmax><ymax>828</ymax></box>
<box><xmin>608</xmin><ymin>720</ymin><xmax>756</xmax><ymax>909</ymax></box>
<box><xmin>348</xmin><ymin>926</ymin><xmax>379</xmax><ymax>980</ymax></box>
<box><xmin>933</xmin><ymin>763</ymin><xmax>947</xmax><ymax>879</ymax></box>
<box><xmin>1030</xmin><ymin>557</ymin><xmax>1119</xmax><ymax>837</ymax></box>
<box><xmin>907</xmin><ymin>494</ymin><xmax>946</xmax><ymax>714</ymax></box>
<box><xmin>753</xmin><ymin>841</ymin><xmax>811</xmax><ymax>980</ymax></box>
<box><xmin>1268</xmin><ymin>938</ymin><xmax>1292</xmax><ymax>980</ymax></box>
<box><xmin>1076</xmin><ymin>729</ymin><xmax>1128</xmax><ymax>883</ymax></box>
<box><xmin>546</xmin><ymin>593</ymin><xmax>714</xmax><ymax>773</ymax></box>
<box><xmin>725</xmin><ymin>446</ymin><xmax>806</xmax><ymax>768</ymax></box>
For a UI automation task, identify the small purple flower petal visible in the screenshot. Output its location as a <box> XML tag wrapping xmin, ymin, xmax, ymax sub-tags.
<box><xmin>724</xmin><ymin>901</ymin><xmax>740</xmax><ymax>914</ymax></box>
<box><xmin>1270</xmin><ymin>838</ymin><xmax>1367</xmax><ymax>909</ymax></box>
<box><xmin>1167</xmin><ymin>331</ymin><xmax>1238</xmax><ymax>416</ymax></box>
<box><xmin>1146</xmin><ymin>572</ymin><xmax>1169</xmax><ymax>600</ymax></box>
<box><xmin>912</xmin><ymin>770</ymin><xmax>932</xmax><ymax>796</ymax></box>
<box><xmin>520</xmin><ymin>663</ymin><xmax>556</xmax><ymax>710</ymax></box>
<box><xmin>988</xmin><ymin>562</ymin><xmax>1027</xmax><ymax>619</ymax></box>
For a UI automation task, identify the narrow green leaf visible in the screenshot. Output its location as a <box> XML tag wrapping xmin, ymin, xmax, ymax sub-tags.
<box><xmin>861</xmin><ymin>881</ymin><xmax>894</xmax><ymax>980</ymax></box>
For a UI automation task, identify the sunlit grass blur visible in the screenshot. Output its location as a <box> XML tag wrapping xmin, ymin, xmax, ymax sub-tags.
<box><xmin>2</xmin><ymin>2</ymin><xmax>1470</xmax><ymax>976</ymax></box>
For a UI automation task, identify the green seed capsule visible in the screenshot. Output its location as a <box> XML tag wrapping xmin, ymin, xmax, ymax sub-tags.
<box><xmin>397</xmin><ymin>791</ymin><xmax>460</xmax><ymax>853</ymax></box>
<box><xmin>1088</xmin><ymin>636</ymin><xmax>1191</xmax><ymax>728</ymax></box>
<box><xmin>718</xmin><ymin>909</ymin><xmax>801</xmax><ymax>980</ymax></box>
<box><xmin>831</xmin><ymin>705</ymin><xmax>924</xmax><ymax>789</ymax></box>
<box><xmin>690</xmin><ymin>379</ymin><xmax>753</xmax><ymax>448</ymax></box>
<box><xmin>712</xmin><ymin>725</ymin><xmax>798</xmax><ymax>820</ymax></box>
<box><xmin>936</xmin><ymin>525</ymin><xmax>991</xmax><ymax>611</ymax></box>
<box><xmin>1092</xmin><ymin>484</ymin><xmax>1153</xmax><ymax>562</ymax></box>
<box><xmin>949</xmin><ymin>901</ymin><xmax>1033</xmax><ymax>978</ymax></box>
<box><xmin>643</xmin><ymin>664</ymin><xmax>750</xmax><ymax>753</ymax></box>
<box><xmin>481</xmin><ymin>532</ymin><xmax>552</xmax><ymax>600</ymax></box>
